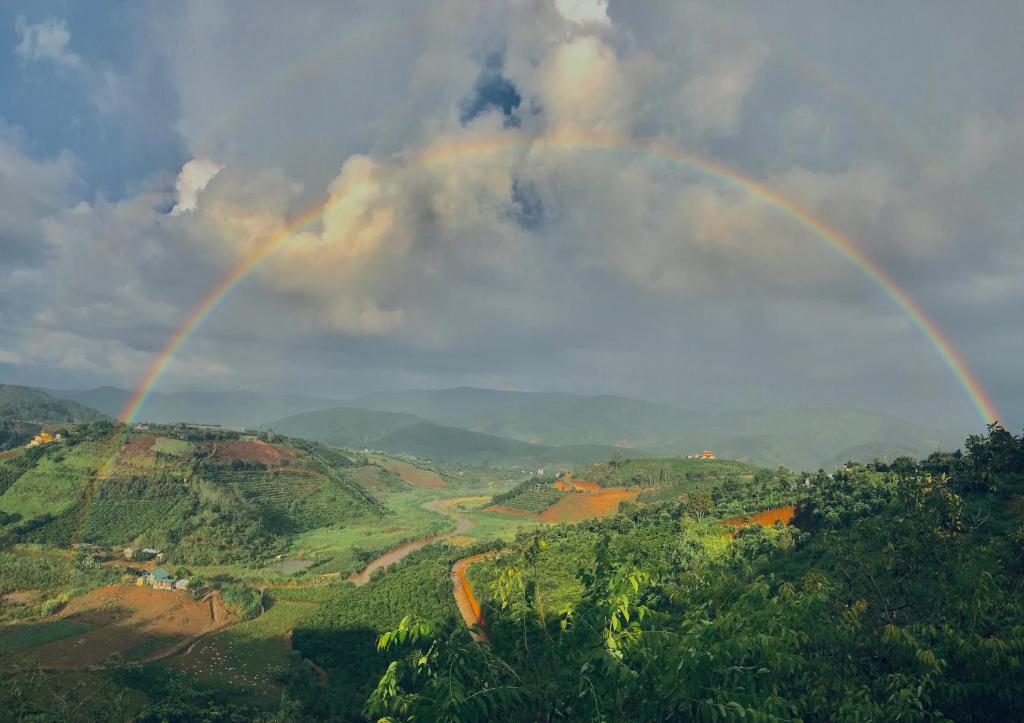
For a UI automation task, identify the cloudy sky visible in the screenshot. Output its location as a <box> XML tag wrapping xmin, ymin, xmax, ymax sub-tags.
<box><xmin>1</xmin><ymin>0</ymin><xmax>1021</xmax><ymax>431</ymax></box>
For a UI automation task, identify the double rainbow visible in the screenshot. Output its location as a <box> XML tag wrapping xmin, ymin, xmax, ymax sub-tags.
<box><xmin>119</xmin><ymin>130</ymin><xmax>999</xmax><ymax>425</ymax></box>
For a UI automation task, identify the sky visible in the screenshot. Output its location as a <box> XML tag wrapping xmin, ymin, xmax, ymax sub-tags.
<box><xmin>0</xmin><ymin>0</ymin><xmax>1021</xmax><ymax>432</ymax></box>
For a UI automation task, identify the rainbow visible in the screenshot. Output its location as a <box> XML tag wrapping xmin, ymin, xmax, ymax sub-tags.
<box><xmin>119</xmin><ymin>129</ymin><xmax>1000</xmax><ymax>425</ymax></box>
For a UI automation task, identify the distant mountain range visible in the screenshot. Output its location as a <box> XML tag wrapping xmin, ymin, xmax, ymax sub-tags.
<box><xmin>41</xmin><ymin>385</ymin><xmax>965</xmax><ymax>470</ymax></box>
<box><xmin>0</xmin><ymin>385</ymin><xmax>109</xmax><ymax>424</ymax></box>
<box><xmin>346</xmin><ymin>388</ymin><xmax>964</xmax><ymax>470</ymax></box>
<box><xmin>43</xmin><ymin>386</ymin><xmax>340</xmax><ymax>428</ymax></box>
<box><xmin>268</xmin><ymin>406</ymin><xmax>629</xmax><ymax>468</ymax></box>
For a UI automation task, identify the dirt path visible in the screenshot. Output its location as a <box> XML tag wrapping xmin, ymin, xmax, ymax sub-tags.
<box><xmin>346</xmin><ymin>497</ymin><xmax>478</xmax><ymax>586</ymax></box>
<box><xmin>450</xmin><ymin>549</ymin><xmax>509</xmax><ymax>643</ymax></box>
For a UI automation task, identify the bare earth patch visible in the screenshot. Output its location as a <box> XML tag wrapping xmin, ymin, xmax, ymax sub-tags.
<box><xmin>723</xmin><ymin>506</ymin><xmax>796</xmax><ymax>529</ymax></box>
<box><xmin>539</xmin><ymin>487</ymin><xmax>638</xmax><ymax>523</ymax></box>
<box><xmin>377</xmin><ymin>460</ymin><xmax>446</xmax><ymax>489</ymax></box>
<box><xmin>211</xmin><ymin>440</ymin><xmax>301</xmax><ymax>468</ymax></box>
<box><xmin>8</xmin><ymin>584</ymin><xmax>234</xmax><ymax>669</ymax></box>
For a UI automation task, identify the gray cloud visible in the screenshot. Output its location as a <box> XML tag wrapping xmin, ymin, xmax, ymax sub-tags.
<box><xmin>1</xmin><ymin>1</ymin><xmax>1021</xmax><ymax>430</ymax></box>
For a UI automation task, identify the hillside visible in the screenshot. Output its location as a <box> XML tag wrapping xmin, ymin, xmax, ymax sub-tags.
<box><xmin>346</xmin><ymin>388</ymin><xmax>961</xmax><ymax>470</ymax></box>
<box><xmin>0</xmin><ymin>385</ymin><xmax>108</xmax><ymax>424</ymax></box>
<box><xmin>357</xmin><ymin>426</ymin><xmax>1024</xmax><ymax>722</ymax></box>
<box><xmin>0</xmin><ymin>423</ymin><xmax>381</xmax><ymax>564</ymax></box>
<box><xmin>270</xmin><ymin>406</ymin><xmax>637</xmax><ymax>467</ymax></box>
<box><xmin>351</xmin><ymin>387</ymin><xmax>584</xmax><ymax>429</ymax></box>
<box><xmin>44</xmin><ymin>387</ymin><xmax>341</xmax><ymax>427</ymax></box>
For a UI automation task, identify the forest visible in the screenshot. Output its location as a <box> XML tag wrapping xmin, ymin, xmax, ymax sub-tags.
<box><xmin>363</xmin><ymin>424</ymin><xmax>1024</xmax><ymax>722</ymax></box>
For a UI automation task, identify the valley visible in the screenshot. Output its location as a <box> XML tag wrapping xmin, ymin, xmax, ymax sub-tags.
<box><xmin>1</xmin><ymin>394</ymin><xmax>1022</xmax><ymax>721</ymax></box>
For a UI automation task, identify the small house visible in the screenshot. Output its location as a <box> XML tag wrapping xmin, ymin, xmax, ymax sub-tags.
<box><xmin>174</xmin><ymin>579</ymin><xmax>190</xmax><ymax>590</ymax></box>
<box><xmin>149</xmin><ymin>568</ymin><xmax>174</xmax><ymax>591</ymax></box>
<box><xmin>701</xmin><ymin>450</ymin><xmax>716</xmax><ymax>460</ymax></box>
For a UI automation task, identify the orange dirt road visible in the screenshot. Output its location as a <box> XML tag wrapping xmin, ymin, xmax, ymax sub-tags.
<box><xmin>451</xmin><ymin>550</ymin><xmax>506</xmax><ymax>643</ymax></box>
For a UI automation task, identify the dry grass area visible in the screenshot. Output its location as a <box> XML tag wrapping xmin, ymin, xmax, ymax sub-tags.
<box><xmin>2</xmin><ymin>590</ymin><xmax>39</xmax><ymax>606</ymax></box>
<box><xmin>539</xmin><ymin>487</ymin><xmax>638</xmax><ymax>523</ymax></box>
<box><xmin>723</xmin><ymin>506</ymin><xmax>796</xmax><ymax>529</ymax></box>
<box><xmin>211</xmin><ymin>440</ymin><xmax>300</xmax><ymax>467</ymax></box>
<box><xmin>8</xmin><ymin>584</ymin><xmax>234</xmax><ymax>669</ymax></box>
<box><xmin>377</xmin><ymin>459</ymin><xmax>446</xmax><ymax>489</ymax></box>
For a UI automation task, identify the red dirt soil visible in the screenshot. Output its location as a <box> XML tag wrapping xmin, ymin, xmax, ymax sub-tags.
<box><xmin>723</xmin><ymin>506</ymin><xmax>796</xmax><ymax>528</ymax></box>
<box><xmin>377</xmin><ymin>460</ymin><xmax>446</xmax><ymax>489</ymax></box>
<box><xmin>211</xmin><ymin>440</ymin><xmax>300</xmax><ymax>467</ymax></box>
<box><xmin>540</xmin><ymin>487</ymin><xmax>638</xmax><ymax>523</ymax></box>
<box><xmin>452</xmin><ymin>551</ymin><xmax>507</xmax><ymax>643</ymax></box>
<box><xmin>116</xmin><ymin>435</ymin><xmax>157</xmax><ymax>466</ymax></box>
<box><xmin>9</xmin><ymin>584</ymin><xmax>234</xmax><ymax>669</ymax></box>
<box><xmin>554</xmin><ymin>478</ymin><xmax>602</xmax><ymax>493</ymax></box>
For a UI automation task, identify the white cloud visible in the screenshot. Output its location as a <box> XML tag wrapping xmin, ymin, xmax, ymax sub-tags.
<box><xmin>554</xmin><ymin>0</ymin><xmax>610</xmax><ymax>26</ymax></box>
<box><xmin>170</xmin><ymin>158</ymin><xmax>225</xmax><ymax>215</ymax></box>
<box><xmin>14</xmin><ymin>16</ymin><xmax>83</xmax><ymax>69</ymax></box>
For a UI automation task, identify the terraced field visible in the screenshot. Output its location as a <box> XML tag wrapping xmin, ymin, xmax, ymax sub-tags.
<box><xmin>491</xmin><ymin>486</ymin><xmax>564</xmax><ymax>514</ymax></box>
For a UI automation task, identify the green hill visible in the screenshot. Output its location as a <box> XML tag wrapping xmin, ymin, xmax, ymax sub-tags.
<box><xmin>346</xmin><ymin>388</ymin><xmax>961</xmax><ymax>471</ymax></box>
<box><xmin>0</xmin><ymin>385</ymin><xmax>108</xmax><ymax>424</ymax></box>
<box><xmin>351</xmin><ymin>425</ymin><xmax>1024</xmax><ymax>722</ymax></box>
<box><xmin>0</xmin><ymin>423</ymin><xmax>380</xmax><ymax>564</ymax></box>
<box><xmin>44</xmin><ymin>386</ymin><xmax>341</xmax><ymax>427</ymax></box>
<box><xmin>270</xmin><ymin>406</ymin><xmax>637</xmax><ymax>467</ymax></box>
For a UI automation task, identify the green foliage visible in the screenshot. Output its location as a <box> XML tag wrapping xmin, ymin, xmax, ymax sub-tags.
<box><xmin>0</xmin><ymin>619</ymin><xmax>92</xmax><ymax>655</ymax></box>
<box><xmin>584</xmin><ymin>455</ymin><xmax>759</xmax><ymax>488</ymax></box>
<box><xmin>291</xmin><ymin>544</ymin><xmax>465</xmax><ymax>719</ymax></box>
<box><xmin>0</xmin><ymin>384</ymin><xmax>109</xmax><ymax>424</ymax></box>
<box><xmin>490</xmin><ymin>477</ymin><xmax>562</xmax><ymax>512</ymax></box>
<box><xmin>372</xmin><ymin>426</ymin><xmax>1024</xmax><ymax>721</ymax></box>
<box><xmin>0</xmin><ymin>421</ymin><xmax>41</xmax><ymax>452</ymax></box>
<box><xmin>219</xmin><ymin>584</ymin><xmax>264</xmax><ymax>620</ymax></box>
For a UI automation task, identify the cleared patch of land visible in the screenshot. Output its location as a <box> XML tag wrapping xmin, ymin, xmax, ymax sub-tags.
<box><xmin>375</xmin><ymin>458</ymin><xmax>445</xmax><ymax>489</ymax></box>
<box><xmin>3</xmin><ymin>584</ymin><xmax>234</xmax><ymax>669</ymax></box>
<box><xmin>211</xmin><ymin>439</ymin><xmax>300</xmax><ymax>467</ymax></box>
<box><xmin>539</xmin><ymin>486</ymin><xmax>638</xmax><ymax>522</ymax></box>
<box><xmin>723</xmin><ymin>506</ymin><xmax>796</xmax><ymax>528</ymax></box>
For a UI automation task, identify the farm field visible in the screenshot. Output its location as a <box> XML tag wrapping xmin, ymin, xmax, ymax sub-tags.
<box><xmin>538</xmin><ymin>485</ymin><xmax>639</xmax><ymax>522</ymax></box>
<box><xmin>167</xmin><ymin>586</ymin><xmax>332</xmax><ymax>700</ymax></box>
<box><xmin>2</xmin><ymin>584</ymin><xmax>234</xmax><ymax>669</ymax></box>
<box><xmin>371</xmin><ymin>457</ymin><xmax>446</xmax><ymax>489</ymax></box>
<box><xmin>289</xmin><ymin>487</ymin><xmax>454</xmax><ymax>575</ymax></box>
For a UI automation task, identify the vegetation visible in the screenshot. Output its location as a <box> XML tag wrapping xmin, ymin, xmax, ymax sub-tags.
<box><xmin>291</xmin><ymin>544</ymin><xmax>475</xmax><ymax>719</ymax></box>
<box><xmin>0</xmin><ymin>385</ymin><xmax>109</xmax><ymax>424</ymax></box>
<box><xmin>489</xmin><ymin>476</ymin><xmax>561</xmax><ymax>510</ymax></box>
<box><xmin>271</xmin><ymin>406</ymin><xmax>636</xmax><ymax>468</ymax></box>
<box><xmin>368</xmin><ymin>425</ymin><xmax>1024</xmax><ymax>721</ymax></box>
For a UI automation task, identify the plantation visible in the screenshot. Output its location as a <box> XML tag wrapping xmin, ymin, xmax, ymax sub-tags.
<box><xmin>491</xmin><ymin>484</ymin><xmax>564</xmax><ymax>513</ymax></box>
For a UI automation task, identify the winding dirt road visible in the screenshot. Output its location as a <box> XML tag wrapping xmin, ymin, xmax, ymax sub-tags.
<box><xmin>346</xmin><ymin>497</ymin><xmax>476</xmax><ymax>586</ymax></box>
